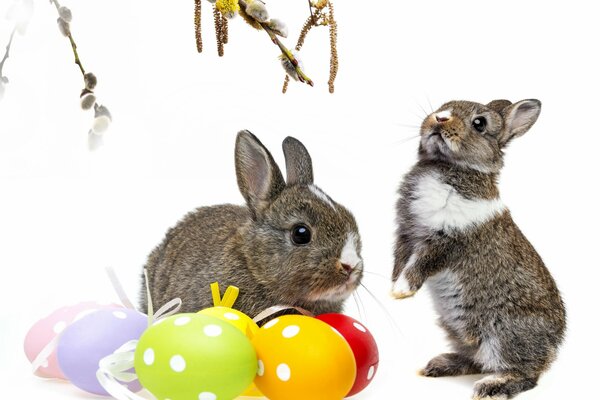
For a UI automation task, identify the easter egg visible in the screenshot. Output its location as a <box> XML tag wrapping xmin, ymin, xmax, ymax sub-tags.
<box><xmin>198</xmin><ymin>306</ymin><xmax>259</xmax><ymax>338</ymax></box>
<box><xmin>316</xmin><ymin>314</ymin><xmax>379</xmax><ymax>396</ymax></box>
<box><xmin>24</xmin><ymin>301</ymin><xmax>122</xmax><ymax>379</ymax></box>
<box><xmin>57</xmin><ymin>308</ymin><xmax>147</xmax><ymax>395</ymax></box>
<box><xmin>198</xmin><ymin>307</ymin><xmax>263</xmax><ymax>398</ymax></box>
<box><xmin>134</xmin><ymin>313</ymin><xmax>257</xmax><ymax>400</ymax></box>
<box><xmin>252</xmin><ymin>315</ymin><xmax>356</xmax><ymax>400</ymax></box>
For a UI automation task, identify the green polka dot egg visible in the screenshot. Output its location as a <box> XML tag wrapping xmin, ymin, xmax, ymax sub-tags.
<box><xmin>134</xmin><ymin>313</ymin><xmax>257</xmax><ymax>400</ymax></box>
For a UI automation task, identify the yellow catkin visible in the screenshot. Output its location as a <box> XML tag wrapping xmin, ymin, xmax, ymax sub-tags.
<box><xmin>194</xmin><ymin>0</ymin><xmax>202</xmax><ymax>53</ymax></box>
<box><xmin>296</xmin><ymin>15</ymin><xmax>315</xmax><ymax>51</ymax></box>
<box><xmin>282</xmin><ymin>75</ymin><xmax>290</xmax><ymax>93</ymax></box>
<box><xmin>213</xmin><ymin>6</ymin><xmax>224</xmax><ymax>57</ymax></box>
<box><xmin>222</xmin><ymin>14</ymin><xmax>229</xmax><ymax>44</ymax></box>
<box><xmin>327</xmin><ymin>1</ymin><xmax>338</xmax><ymax>93</ymax></box>
<box><xmin>216</xmin><ymin>0</ymin><xmax>240</xmax><ymax>16</ymax></box>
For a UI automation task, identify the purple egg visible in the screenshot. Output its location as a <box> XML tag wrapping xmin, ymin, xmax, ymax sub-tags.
<box><xmin>57</xmin><ymin>308</ymin><xmax>147</xmax><ymax>396</ymax></box>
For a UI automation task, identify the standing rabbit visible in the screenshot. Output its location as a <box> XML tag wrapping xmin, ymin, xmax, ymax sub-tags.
<box><xmin>141</xmin><ymin>130</ymin><xmax>364</xmax><ymax>318</ymax></box>
<box><xmin>391</xmin><ymin>99</ymin><xmax>566</xmax><ymax>399</ymax></box>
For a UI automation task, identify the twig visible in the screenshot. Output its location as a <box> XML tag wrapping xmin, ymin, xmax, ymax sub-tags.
<box><xmin>51</xmin><ymin>0</ymin><xmax>86</xmax><ymax>77</ymax></box>
<box><xmin>238</xmin><ymin>0</ymin><xmax>313</xmax><ymax>86</ymax></box>
<box><xmin>307</xmin><ymin>0</ymin><xmax>315</xmax><ymax>25</ymax></box>
<box><xmin>282</xmin><ymin>15</ymin><xmax>315</xmax><ymax>93</ymax></box>
<box><xmin>0</xmin><ymin>27</ymin><xmax>17</xmax><ymax>78</ymax></box>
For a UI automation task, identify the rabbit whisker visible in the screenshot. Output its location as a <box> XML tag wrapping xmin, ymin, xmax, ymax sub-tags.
<box><xmin>425</xmin><ymin>95</ymin><xmax>435</xmax><ymax>113</ymax></box>
<box><xmin>362</xmin><ymin>270</ymin><xmax>390</xmax><ymax>280</ymax></box>
<box><xmin>359</xmin><ymin>282</ymin><xmax>404</xmax><ymax>338</ymax></box>
<box><xmin>391</xmin><ymin>135</ymin><xmax>421</xmax><ymax>145</ymax></box>
<box><xmin>352</xmin><ymin>291</ymin><xmax>366</xmax><ymax>322</ymax></box>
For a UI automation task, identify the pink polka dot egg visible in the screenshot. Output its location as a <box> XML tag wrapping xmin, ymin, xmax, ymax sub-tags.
<box><xmin>24</xmin><ymin>301</ymin><xmax>122</xmax><ymax>379</ymax></box>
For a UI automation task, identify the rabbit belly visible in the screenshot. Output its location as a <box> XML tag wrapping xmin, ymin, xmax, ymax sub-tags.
<box><xmin>427</xmin><ymin>269</ymin><xmax>467</xmax><ymax>336</ymax></box>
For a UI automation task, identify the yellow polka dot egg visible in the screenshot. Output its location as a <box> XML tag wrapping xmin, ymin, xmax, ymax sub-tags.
<box><xmin>252</xmin><ymin>315</ymin><xmax>357</xmax><ymax>400</ymax></box>
<box><xmin>134</xmin><ymin>313</ymin><xmax>257</xmax><ymax>400</ymax></box>
<box><xmin>198</xmin><ymin>306</ymin><xmax>259</xmax><ymax>338</ymax></box>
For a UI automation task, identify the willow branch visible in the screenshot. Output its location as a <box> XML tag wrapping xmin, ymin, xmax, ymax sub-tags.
<box><xmin>238</xmin><ymin>0</ymin><xmax>313</xmax><ymax>86</ymax></box>
<box><xmin>51</xmin><ymin>0</ymin><xmax>85</xmax><ymax>77</ymax></box>
<box><xmin>0</xmin><ymin>27</ymin><xmax>17</xmax><ymax>78</ymax></box>
<box><xmin>307</xmin><ymin>0</ymin><xmax>315</xmax><ymax>25</ymax></box>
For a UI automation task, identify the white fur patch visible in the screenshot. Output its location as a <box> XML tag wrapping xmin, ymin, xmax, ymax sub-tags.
<box><xmin>391</xmin><ymin>253</ymin><xmax>417</xmax><ymax>295</ymax></box>
<box><xmin>340</xmin><ymin>232</ymin><xmax>361</xmax><ymax>269</ymax></box>
<box><xmin>436</xmin><ymin>109</ymin><xmax>452</xmax><ymax>120</ymax></box>
<box><xmin>309</xmin><ymin>185</ymin><xmax>336</xmax><ymax>209</ymax></box>
<box><xmin>410</xmin><ymin>174</ymin><xmax>505</xmax><ymax>231</ymax></box>
<box><xmin>474</xmin><ymin>336</ymin><xmax>510</xmax><ymax>371</ymax></box>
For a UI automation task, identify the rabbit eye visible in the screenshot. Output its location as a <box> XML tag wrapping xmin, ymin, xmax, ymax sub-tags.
<box><xmin>472</xmin><ymin>117</ymin><xmax>487</xmax><ymax>133</ymax></box>
<box><xmin>291</xmin><ymin>224</ymin><xmax>311</xmax><ymax>245</ymax></box>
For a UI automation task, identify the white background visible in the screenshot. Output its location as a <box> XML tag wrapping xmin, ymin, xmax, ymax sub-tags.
<box><xmin>1</xmin><ymin>0</ymin><xmax>598</xmax><ymax>398</ymax></box>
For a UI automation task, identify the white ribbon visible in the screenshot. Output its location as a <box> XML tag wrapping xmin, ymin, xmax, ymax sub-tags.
<box><xmin>252</xmin><ymin>305</ymin><xmax>314</xmax><ymax>324</ymax></box>
<box><xmin>32</xmin><ymin>268</ymin><xmax>136</xmax><ymax>374</ymax></box>
<box><xmin>96</xmin><ymin>269</ymin><xmax>182</xmax><ymax>398</ymax></box>
<box><xmin>96</xmin><ymin>340</ymin><xmax>152</xmax><ymax>400</ymax></box>
<box><xmin>106</xmin><ymin>266</ymin><xmax>137</xmax><ymax>310</ymax></box>
<box><xmin>30</xmin><ymin>334</ymin><xmax>60</xmax><ymax>374</ymax></box>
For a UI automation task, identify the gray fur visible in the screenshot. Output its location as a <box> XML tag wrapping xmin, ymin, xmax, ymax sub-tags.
<box><xmin>141</xmin><ymin>130</ymin><xmax>363</xmax><ymax>318</ymax></box>
<box><xmin>393</xmin><ymin>100</ymin><xmax>565</xmax><ymax>399</ymax></box>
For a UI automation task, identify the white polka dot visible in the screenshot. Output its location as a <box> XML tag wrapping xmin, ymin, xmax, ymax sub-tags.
<box><xmin>198</xmin><ymin>393</ymin><xmax>217</xmax><ymax>400</ymax></box>
<box><xmin>170</xmin><ymin>355</ymin><xmax>186</xmax><ymax>372</ymax></box>
<box><xmin>174</xmin><ymin>316</ymin><xmax>191</xmax><ymax>326</ymax></box>
<box><xmin>276</xmin><ymin>363</ymin><xmax>291</xmax><ymax>381</ymax></box>
<box><xmin>223</xmin><ymin>312</ymin><xmax>239</xmax><ymax>320</ymax></box>
<box><xmin>113</xmin><ymin>311</ymin><xmax>127</xmax><ymax>319</ymax></box>
<box><xmin>282</xmin><ymin>325</ymin><xmax>300</xmax><ymax>338</ymax></box>
<box><xmin>53</xmin><ymin>321</ymin><xmax>67</xmax><ymax>334</ymax></box>
<box><xmin>263</xmin><ymin>318</ymin><xmax>279</xmax><ymax>329</ymax></box>
<box><xmin>353</xmin><ymin>322</ymin><xmax>367</xmax><ymax>333</ymax></box>
<box><xmin>143</xmin><ymin>348</ymin><xmax>155</xmax><ymax>365</ymax></box>
<box><xmin>203</xmin><ymin>324</ymin><xmax>223</xmax><ymax>337</ymax></box>
<box><xmin>257</xmin><ymin>360</ymin><xmax>265</xmax><ymax>376</ymax></box>
<box><xmin>367</xmin><ymin>365</ymin><xmax>375</xmax><ymax>380</ymax></box>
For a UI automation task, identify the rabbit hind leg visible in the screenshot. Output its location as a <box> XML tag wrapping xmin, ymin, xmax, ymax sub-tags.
<box><xmin>420</xmin><ymin>352</ymin><xmax>482</xmax><ymax>377</ymax></box>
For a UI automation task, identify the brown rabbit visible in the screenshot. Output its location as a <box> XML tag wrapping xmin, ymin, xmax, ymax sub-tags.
<box><xmin>392</xmin><ymin>99</ymin><xmax>566</xmax><ymax>399</ymax></box>
<box><xmin>141</xmin><ymin>130</ymin><xmax>364</xmax><ymax>318</ymax></box>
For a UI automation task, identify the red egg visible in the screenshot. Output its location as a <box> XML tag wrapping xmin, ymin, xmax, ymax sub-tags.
<box><xmin>316</xmin><ymin>314</ymin><xmax>379</xmax><ymax>397</ymax></box>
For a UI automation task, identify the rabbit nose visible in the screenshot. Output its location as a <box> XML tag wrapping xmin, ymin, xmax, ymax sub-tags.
<box><xmin>336</xmin><ymin>260</ymin><xmax>354</xmax><ymax>274</ymax></box>
<box><xmin>435</xmin><ymin>110</ymin><xmax>452</xmax><ymax>123</ymax></box>
<box><xmin>341</xmin><ymin>263</ymin><xmax>353</xmax><ymax>273</ymax></box>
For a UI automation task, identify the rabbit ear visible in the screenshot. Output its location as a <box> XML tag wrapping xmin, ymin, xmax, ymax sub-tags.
<box><xmin>486</xmin><ymin>99</ymin><xmax>512</xmax><ymax>114</ymax></box>
<box><xmin>235</xmin><ymin>130</ymin><xmax>286</xmax><ymax>214</ymax></box>
<box><xmin>498</xmin><ymin>99</ymin><xmax>542</xmax><ymax>147</ymax></box>
<box><xmin>282</xmin><ymin>136</ymin><xmax>314</xmax><ymax>185</ymax></box>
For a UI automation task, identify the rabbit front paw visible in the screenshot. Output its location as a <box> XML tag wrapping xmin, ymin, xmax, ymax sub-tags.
<box><xmin>391</xmin><ymin>273</ymin><xmax>417</xmax><ymax>299</ymax></box>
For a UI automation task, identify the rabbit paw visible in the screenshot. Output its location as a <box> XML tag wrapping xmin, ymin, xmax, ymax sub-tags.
<box><xmin>420</xmin><ymin>353</ymin><xmax>481</xmax><ymax>377</ymax></box>
<box><xmin>472</xmin><ymin>373</ymin><xmax>537</xmax><ymax>400</ymax></box>
<box><xmin>391</xmin><ymin>275</ymin><xmax>416</xmax><ymax>299</ymax></box>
